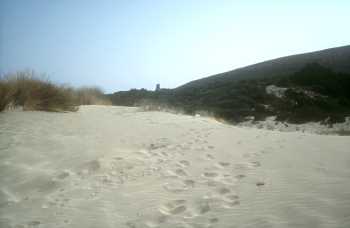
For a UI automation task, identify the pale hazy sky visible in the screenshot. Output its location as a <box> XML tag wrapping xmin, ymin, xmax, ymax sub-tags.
<box><xmin>1</xmin><ymin>1</ymin><xmax>350</xmax><ymax>92</ymax></box>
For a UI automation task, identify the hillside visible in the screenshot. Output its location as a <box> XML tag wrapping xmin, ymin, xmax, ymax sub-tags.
<box><xmin>109</xmin><ymin>45</ymin><xmax>350</xmax><ymax>124</ymax></box>
<box><xmin>176</xmin><ymin>45</ymin><xmax>350</xmax><ymax>91</ymax></box>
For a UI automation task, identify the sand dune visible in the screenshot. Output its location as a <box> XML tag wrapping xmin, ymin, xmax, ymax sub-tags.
<box><xmin>0</xmin><ymin>106</ymin><xmax>349</xmax><ymax>228</ymax></box>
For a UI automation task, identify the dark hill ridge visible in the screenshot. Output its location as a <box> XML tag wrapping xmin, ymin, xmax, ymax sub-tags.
<box><xmin>109</xmin><ymin>45</ymin><xmax>350</xmax><ymax>124</ymax></box>
<box><xmin>176</xmin><ymin>45</ymin><xmax>350</xmax><ymax>91</ymax></box>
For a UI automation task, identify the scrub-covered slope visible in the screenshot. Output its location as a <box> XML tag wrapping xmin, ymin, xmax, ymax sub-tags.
<box><xmin>176</xmin><ymin>45</ymin><xmax>350</xmax><ymax>91</ymax></box>
<box><xmin>109</xmin><ymin>45</ymin><xmax>350</xmax><ymax>124</ymax></box>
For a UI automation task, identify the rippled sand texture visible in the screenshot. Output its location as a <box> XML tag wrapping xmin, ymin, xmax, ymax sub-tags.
<box><xmin>0</xmin><ymin>106</ymin><xmax>349</xmax><ymax>228</ymax></box>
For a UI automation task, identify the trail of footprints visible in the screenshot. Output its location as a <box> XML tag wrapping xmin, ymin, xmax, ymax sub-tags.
<box><xmin>17</xmin><ymin>128</ymin><xmax>264</xmax><ymax>228</ymax></box>
<box><xmin>23</xmin><ymin>128</ymin><xmax>263</xmax><ymax>228</ymax></box>
<box><xmin>126</xmin><ymin>128</ymin><xmax>264</xmax><ymax>228</ymax></box>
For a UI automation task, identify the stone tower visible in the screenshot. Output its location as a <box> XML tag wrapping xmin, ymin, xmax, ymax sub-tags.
<box><xmin>155</xmin><ymin>83</ymin><xmax>160</xmax><ymax>91</ymax></box>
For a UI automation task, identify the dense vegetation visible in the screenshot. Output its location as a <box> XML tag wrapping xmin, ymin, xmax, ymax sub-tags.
<box><xmin>0</xmin><ymin>71</ymin><xmax>111</xmax><ymax>112</ymax></box>
<box><xmin>109</xmin><ymin>63</ymin><xmax>350</xmax><ymax>124</ymax></box>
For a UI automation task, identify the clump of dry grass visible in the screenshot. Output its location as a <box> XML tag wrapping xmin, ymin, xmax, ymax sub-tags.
<box><xmin>0</xmin><ymin>70</ymin><xmax>111</xmax><ymax>112</ymax></box>
<box><xmin>0</xmin><ymin>71</ymin><xmax>77</xmax><ymax>112</ymax></box>
<box><xmin>75</xmin><ymin>87</ymin><xmax>111</xmax><ymax>105</ymax></box>
<box><xmin>0</xmin><ymin>81</ymin><xmax>14</xmax><ymax>111</ymax></box>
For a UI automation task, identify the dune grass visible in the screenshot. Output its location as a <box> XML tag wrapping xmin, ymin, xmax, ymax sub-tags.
<box><xmin>0</xmin><ymin>71</ymin><xmax>111</xmax><ymax>112</ymax></box>
<box><xmin>0</xmin><ymin>80</ymin><xmax>14</xmax><ymax>111</ymax></box>
<box><xmin>75</xmin><ymin>87</ymin><xmax>112</xmax><ymax>106</ymax></box>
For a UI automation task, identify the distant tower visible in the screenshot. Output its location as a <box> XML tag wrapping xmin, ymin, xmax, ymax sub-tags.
<box><xmin>155</xmin><ymin>83</ymin><xmax>160</xmax><ymax>91</ymax></box>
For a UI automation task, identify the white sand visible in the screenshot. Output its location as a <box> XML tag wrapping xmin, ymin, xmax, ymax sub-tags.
<box><xmin>0</xmin><ymin>105</ymin><xmax>349</xmax><ymax>228</ymax></box>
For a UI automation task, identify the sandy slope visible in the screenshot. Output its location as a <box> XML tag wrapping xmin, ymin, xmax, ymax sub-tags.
<box><xmin>0</xmin><ymin>106</ymin><xmax>349</xmax><ymax>228</ymax></box>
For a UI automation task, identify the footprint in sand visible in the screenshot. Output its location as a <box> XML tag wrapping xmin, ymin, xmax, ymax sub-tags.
<box><xmin>256</xmin><ymin>181</ymin><xmax>265</xmax><ymax>187</ymax></box>
<box><xmin>204</xmin><ymin>179</ymin><xmax>221</xmax><ymax>187</ymax></box>
<box><xmin>125</xmin><ymin>220</ymin><xmax>138</xmax><ymax>228</ymax></box>
<box><xmin>56</xmin><ymin>170</ymin><xmax>71</xmax><ymax>180</ymax></box>
<box><xmin>217</xmin><ymin>162</ymin><xmax>230</xmax><ymax>168</ymax></box>
<box><xmin>149</xmin><ymin>143</ymin><xmax>167</xmax><ymax>151</ymax></box>
<box><xmin>195</xmin><ymin>146</ymin><xmax>205</xmax><ymax>152</ymax></box>
<box><xmin>145</xmin><ymin>214</ymin><xmax>168</xmax><ymax>228</ymax></box>
<box><xmin>160</xmin><ymin>151</ymin><xmax>169</xmax><ymax>157</ymax></box>
<box><xmin>252</xmin><ymin>152</ymin><xmax>260</xmax><ymax>157</ymax></box>
<box><xmin>234</xmin><ymin>163</ymin><xmax>249</xmax><ymax>171</ymax></box>
<box><xmin>61</xmin><ymin>219</ymin><xmax>71</xmax><ymax>225</ymax></box>
<box><xmin>234</xmin><ymin>174</ymin><xmax>245</xmax><ymax>181</ymax></box>
<box><xmin>182</xmin><ymin>210</ymin><xmax>198</xmax><ymax>220</ymax></box>
<box><xmin>149</xmin><ymin>151</ymin><xmax>159</xmax><ymax>157</ymax></box>
<box><xmin>250</xmin><ymin>161</ymin><xmax>261</xmax><ymax>167</ymax></box>
<box><xmin>194</xmin><ymin>199</ymin><xmax>211</xmax><ymax>215</ymax></box>
<box><xmin>222</xmin><ymin>200</ymin><xmax>240</xmax><ymax>208</ymax></box>
<box><xmin>225</xmin><ymin>194</ymin><xmax>239</xmax><ymax>201</ymax></box>
<box><xmin>209</xmin><ymin>217</ymin><xmax>219</xmax><ymax>224</ymax></box>
<box><xmin>163</xmin><ymin>182</ymin><xmax>188</xmax><ymax>193</ymax></box>
<box><xmin>159</xmin><ymin>200</ymin><xmax>187</xmax><ymax>215</ymax></box>
<box><xmin>163</xmin><ymin>170</ymin><xmax>180</xmax><ymax>179</ymax></box>
<box><xmin>178</xmin><ymin>160</ymin><xmax>191</xmax><ymax>167</ymax></box>
<box><xmin>175</xmin><ymin>168</ymin><xmax>188</xmax><ymax>177</ymax></box>
<box><xmin>216</xmin><ymin>187</ymin><xmax>231</xmax><ymax>195</ymax></box>
<box><xmin>136</xmin><ymin>149</ymin><xmax>151</xmax><ymax>159</ymax></box>
<box><xmin>221</xmin><ymin>194</ymin><xmax>241</xmax><ymax>209</ymax></box>
<box><xmin>183</xmin><ymin>179</ymin><xmax>196</xmax><ymax>187</ymax></box>
<box><xmin>27</xmin><ymin>220</ymin><xmax>41</xmax><ymax>228</ymax></box>
<box><xmin>221</xmin><ymin>176</ymin><xmax>237</xmax><ymax>186</ymax></box>
<box><xmin>80</xmin><ymin>159</ymin><xmax>101</xmax><ymax>175</ymax></box>
<box><xmin>260</xmin><ymin>150</ymin><xmax>268</xmax><ymax>154</ymax></box>
<box><xmin>166</xmin><ymin>145</ymin><xmax>176</xmax><ymax>150</ymax></box>
<box><xmin>205</xmin><ymin>154</ymin><xmax>215</xmax><ymax>160</ymax></box>
<box><xmin>202</xmin><ymin>172</ymin><xmax>219</xmax><ymax>178</ymax></box>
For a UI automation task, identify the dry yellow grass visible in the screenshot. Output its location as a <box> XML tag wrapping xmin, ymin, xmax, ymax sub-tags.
<box><xmin>0</xmin><ymin>71</ymin><xmax>111</xmax><ymax>112</ymax></box>
<box><xmin>75</xmin><ymin>87</ymin><xmax>112</xmax><ymax>106</ymax></box>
